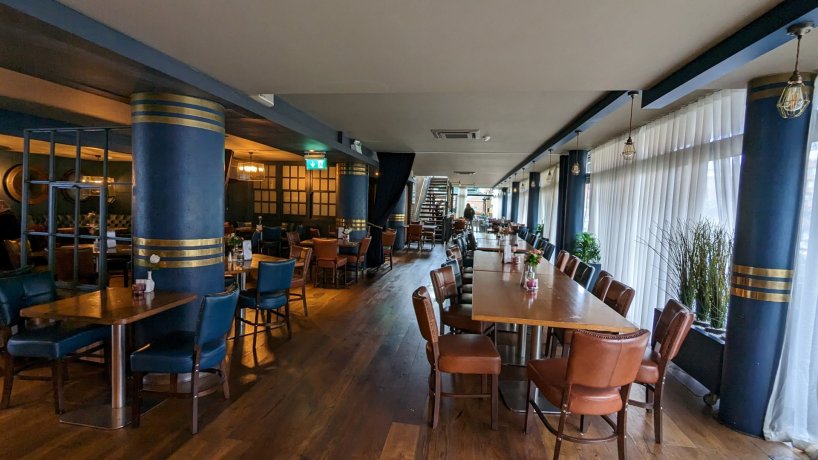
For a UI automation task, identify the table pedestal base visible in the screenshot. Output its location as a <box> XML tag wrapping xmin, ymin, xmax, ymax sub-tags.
<box><xmin>59</xmin><ymin>398</ymin><xmax>162</xmax><ymax>430</ymax></box>
<box><xmin>498</xmin><ymin>380</ymin><xmax>558</xmax><ymax>414</ymax></box>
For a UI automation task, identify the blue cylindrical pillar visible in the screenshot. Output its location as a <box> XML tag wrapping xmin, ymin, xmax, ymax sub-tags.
<box><xmin>527</xmin><ymin>172</ymin><xmax>540</xmax><ymax>231</ymax></box>
<box><xmin>501</xmin><ymin>187</ymin><xmax>508</xmax><ymax>219</ymax></box>
<box><xmin>388</xmin><ymin>187</ymin><xmax>407</xmax><ymax>250</ymax></box>
<box><xmin>558</xmin><ymin>150</ymin><xmax>587</xmax><ymax>252</ymax></box>
<box><xmin>131</xmin><ymin>92</ymin><xmax>226</xmax><ymax>337</ymax></box>
<box><xmin>336</xmin><ymin>163</ymin><xmax>369</xmax><ymax>240</ymax></box>
<box><xmin>719</xmin><ymin>73</ymin><xmax>815</xmax><ymax>436</ymax></box>
<box><xmin>510</xmin><ymin>182</ymin><xmax>520</xmax><ymax>222</ymax></box>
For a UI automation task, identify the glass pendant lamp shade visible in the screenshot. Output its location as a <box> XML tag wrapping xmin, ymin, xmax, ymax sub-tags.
<box><xmin>571</xmin><ymin>129</ymin><xmax>582</xmax><ymax>176</ymax></box>
<box><xmin>778</xmin><ymin>72</ymin><xmax>811</xmax><ymax>118</ymax></box>
<box><xmin>622</xmin><ymin>136</ymin><xmax>636</xmax><ymax>160</ymax></box>
<box><xmin>236</xmin><ymin>152</ymin><xmax>265</xmax><ymax>181</ymax></box>
<box><xmin>778</xmin><ymin>23</ymin><xmax>813</xmax><ymax>119</ymax></box>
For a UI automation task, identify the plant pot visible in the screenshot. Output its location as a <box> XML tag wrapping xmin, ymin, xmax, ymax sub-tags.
<box><xmin>694</xmin><ymin>319</ymin><xmax>710</xmax><ymax>328</ymax></box>
<box><xmin>704</xmin><ymin>326</ymin><xmax>726</xmax><ymax>336</ymax></box>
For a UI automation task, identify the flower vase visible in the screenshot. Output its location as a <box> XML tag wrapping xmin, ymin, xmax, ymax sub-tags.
<box><xmin>144</xmin><ymin>270</ymin><xmax>155</xmax><ymax>293</ymax></box>
<box><xmin>524</xmin><ymin>266</ymin><xmax>538</xmax><ymax>291</ymax></box>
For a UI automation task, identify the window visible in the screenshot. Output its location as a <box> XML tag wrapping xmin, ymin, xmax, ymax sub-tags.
<box><xmin>253</xmin><ymin>165</ymin><xmax>277</xmax><ymax>214</ymax></box>
<box><xmin>282</xmin><ymin>165</ymin><xmax>307</xmax><ymax>216</ymax></box>
<box><xmin>310</xmin><ymin>166</ymin><xmax>337</xmax><ymax>217</ymax></box>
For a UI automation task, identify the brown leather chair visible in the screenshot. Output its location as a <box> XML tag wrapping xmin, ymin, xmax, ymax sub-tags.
<box><xmin>289</xmin><ymin>246</ymin><xmax>312</xmax><ymax>315</ymax></box>
<box><xmin>525</xmin><ymin>329</ymin><xmax>650</xmax><ymax>460</ymax></box>
<box><xmin>429</xmin><ymin>266</ymin><xmax>490</xmax><ymax>336</ymax></box>
<box><xmin>629</xmin><ymin>300</ymin><xmax>694</xmax><ymax>444</ymax></box>
<box><xmin>407</xmin><ymin>224</ymin><xmax>423</xmax><ymax>251</ymax></box>
<box><xmin>411</xmin><ymin>287</ymin><xmax>500</xmax><ymax>430</ymax></box>
<box><xmin>346</xmin><ymin>236</ymin><xmax>371</xmax><ymax>283</ymax></box>
<box><xmin>604</xmin><ymin>280</ymin><xmax>636</xmax><ymax>317</ymax></box>
<box><xmin>286</xmin><ymin>231</ymin><xmax>301</xmax><ymax>250</ymax></box>
<box><xmin>591</xmin><ymin>273</ymin><xmax>614</xmax><ymax>301</ymax></box>
<box><xmin>446</xmin><ymin>246</ymin><xmax>473</xmax><ymax>284</ymax></box>
<box><xmin>554</xmin><ymin>250</ymin><xmax>570</xmax><ymax>272</ymax></box>
<box><xmin>309</xmin><ymin>228</ymin><xmax>321</xmax><ymax>239</ymax></box>
<box><xmin>55</xmin><ymin>246</ymin><xmax>97</xmax><ymax>285</ymax></box>
<box><xmin>562</xmin><ymin>255</ymin><xmax>580</xmax><ymax>278</ymax></box>
<box><xmin>421</xmin><ymin>222</ymin><xmax>436</xmax><ymax>250</ymax></box>
<box><xmin>313</xmin><ymin>238</ymin><xmax>347</xmax><ymax>288</ymax></box>
<box><xmin>382</xmin><ymin>230</ymin><xmax>397</xmax><ymax>270</ymax></box>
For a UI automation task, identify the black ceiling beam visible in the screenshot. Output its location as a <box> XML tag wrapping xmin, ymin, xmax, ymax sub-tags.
<box><xmin>642</xmin><ymin>0</ymin><xmax>818</xmax><ymax>109</ymax></box>
<box><xmin>493</xmin><ymin>91</ymin><xmax>629</xmax><ymax>188</ymax></box>
<box><xmin>0</xmin><ymin>0</ymin><xmax>378</xmax><ymax>166</ymax></box>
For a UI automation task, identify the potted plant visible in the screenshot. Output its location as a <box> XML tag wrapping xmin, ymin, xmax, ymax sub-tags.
<box><xmin>574</xmin><ymin>232</ymin><xmax>601</xmax><ymax>287</ymax></box>
<box><xmin>704</xmin><ymin>224</ymin><xmax>732</xmax><ymax>334</ymax></box>
<box><xmin>691</xmin><ymin>221</ymin><xmax>711</xmax><ymax>326</ymax></box>
<box><xmin>535</xmin><ymin>223</ymin><xmax>544</xmax><ymax>236</ymax></box>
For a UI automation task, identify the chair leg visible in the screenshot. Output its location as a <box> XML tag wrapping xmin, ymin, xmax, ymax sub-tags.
<box><xmin>51</xmin><ymin>359</ymin><xmax>64</xmax><ymax>414</ymax></box>
<box><xmin>131</xmin><ymin>372</ymin><xmax>143</xmax><ymax>428</ymax></box>
<box><xmin>431</xmin><ymin>370</ymin><xmax>441</xmax><ymax>428</ymax></box>
<box><xmin>285</xmin><ymin>302</ymin><xmax>292</xmax><ymax>340</ymax></box>
<box><xmin>1</xmin><ymin>353</ymin><xmax>13</xmax><ymax>409</ymax></box>
<box><xmin>491</xmin><ymin>373</ymin><xmax>498</xmax><ymax>430</ymax></box>
<box><xmin>191</xmin><ymin>369</ymin><xmax>200</xmax><ymax>435</ymax></box>
<box><xmin>617</xmin><ymin>406</ymin><xmax>628</xmax><ymax>460</ymax></box>
<box><xmin>554</xmin><ymin>407</ymin><xmax>568</xmax><ymax>460</ymax></box>
<box><xmin>301</xmin><ymin>284</ymin><xmax>308</xmax><ymax>316</ymax></box>
<box><xmin>654</xmin><ymin>380</ymin><xmax>664</xmax><ymax>443</ymax></box>
<box><xmin>580</xmin><ymin>415</ymin><xmax>586</xmax><ymax>433</ymax></box>
<box><xmin>220</xmin><ymin>358</ymin><xmax>230</xmax><ymax>399</ymax></box>
<box><xmin>523</xmin><ymin>379</ymin><xmax>532</xmax><ymax>433</ymax></box>
<box><xmin>252</xmin><ymin>309</ymin><xmax>259</xmax><ymax>351</ymax></box>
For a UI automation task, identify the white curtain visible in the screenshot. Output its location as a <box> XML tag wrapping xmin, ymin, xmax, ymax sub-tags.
<box><xmin>539</xmin><ymin>165</ymin><xmax>560</xmax><ymax>243</ymax></box>
<box><xmin>588</xmin><ymin>89</ymin><xmax>745</xmax><ymax>328</ymax></box>
<box><xmin>764</xmin><ymin>109</ymin><xmax>818</xmax><ymax>451</ymax></box>
<box><xmin>518</xmin><ymin>183</ymin><xmax>529</xmax><ymax>226</ymax></box>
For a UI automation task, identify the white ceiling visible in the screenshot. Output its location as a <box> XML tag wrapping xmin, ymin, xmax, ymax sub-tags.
<box><xmin>56</xmin><ymin>0</ymin><xmax>817</xmax><ymax>185</ymax></box>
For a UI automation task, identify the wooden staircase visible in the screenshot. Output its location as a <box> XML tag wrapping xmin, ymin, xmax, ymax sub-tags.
<box><xmin>418</xmin><ymin>177</ymin><xmax>449</xmax><ymax>243</ymax></box>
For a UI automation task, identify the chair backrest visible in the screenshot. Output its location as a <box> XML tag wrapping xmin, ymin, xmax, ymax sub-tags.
<box><xmin>309</xmin><ymin>228</ymin><xmax>321</xmax><ymax>238</ymax></box>
<box><xmin>453</xmin><ymin>219</ymin><xmax>466</xmax><ymax>231</ymax></box>
<box><xmin>563</xmin><ymin>255</ymin><xmax>580</xmax><ymax>278</ymax></box>
<box><xmin>448</xmin><ymin>245</ymin><xmax>464</xmax><ymax>269</ymax></box>
<box><xmin>555</xmin><ymin>250</ymin><xmax>569</xmax><ymax>271</ymax></box>
<box><xmin>55</xmin><ymin>246</ymin><xmax>95</xmax><ymax>282</ymax></box>
<box><xmin>382</xmin><ymin>230</ymin><xmax>397</xmax><ymax>247</ymax></box>
<box><xmin>289</xmin><ymin>244</ymin><xmax>303</xmax><ymax>258</ymax></box>
<box><xmin>566</xmin><ymin>329</ymin><xmax>650</xmax><ymax>389</ymax></box>
<box><xmin>262</xmin><ymin>226</ymin><xmax>281</xmax><ymax>242</ymax></box>
<box><xmin>534</xmin><ymin>238</ymin><xmax>545</xmax><ymax>251</ymax></box>
<box><xmin>542</xmin><ymin>242</ymin><xmax>556</xmax><ymax>262</ymax></box>
<box><xmin>292</xmin><ymin>246</ymin><xmax>312</xmax><ymax>278</ymax></box>
<box><xmin>251</xmin><ymin>231</ymin><xmax>262</xmax><ymax>253</ymax></box>
<box><xmin>286</xmin><ymin>231</ymin><xmax>301</xmax><ymax>248</ymax></box>
<box><xmin>604</xmin><ymin>280</ymin><xmax>636</xmax><ymax>317</ymax></box>
<box><xmin>467</xmin><ymin>232</ymin><xmax>477</xmax><ymax>250</ymax></box>
<box><xmin>573</xmin><ymin>261</ymin><xmax>595</xmax><ymax>289</ymax></box>
<box><xmin>313</xmin><ymin>238</ymin><xmax>339</xmax><ymax>261</ymax></box>
<box><xmin>356</xmin><ymin>236</ymin><xmax>372</xmax><ymax>258</ymax></box>
<box><xmin>257</xmin><ymin>259</ymin><xmax>296</xmax><ymax>294</ymax></box>
<box><xmin>591</xmin><ymin>273</ymin><xmax>613</xmax><ymax>300</ymax></box>
<box><xmin>429</xmin><ymin>265</ymin><xmax>458</xmax><ymax>307</ymax></box>
<box><xmin>412</xmin><ymin>287</ymin><xmax>440</xmax><ymax>354</ymax></box>
<box><xmin>653</xmin><ymin>299</ymin><xmax>691</xmax><ymax>350</ymax></box>
<box><xmin>0</xmin><ymin>271</ymin><xmax>56</xmax><ymax>328</ymax></box>
<box><xmin>195</xmin><ymin>285</ymin><xmax>240</xmax><ymax>346</ymax></box>
<box><xmin>408</xmin><ymin>224</ymin><xmax>422</xmax><ymax>239</ymax></box>
<box><xmin>441</xmin><ymin>258</ymin><xmax>463</xmax><ymax>289</ymax></box>
<box><xmin>658</xmin><ymin>306</ymin><xmax>695</xmax><ymax>364</ymax></box>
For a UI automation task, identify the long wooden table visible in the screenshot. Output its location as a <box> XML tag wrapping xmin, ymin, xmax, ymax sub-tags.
<box><xmin>21</xmin><ymin>288</ymin><xmax>196</xmax><ymax>429</ymax></box>
<box><xmin>470</xmin><ymin>263</ymin><xmax>637</xmax><ymax>411</ymax></box>
<box><xmin>472</xmin><ymin>250</ymin><xmax>552</xmax><ymax>274</ymax></box>
<box><xmin>474</xmin><ymin>238</ymin><xmax>532</xmax><ymax>253</ymax></box>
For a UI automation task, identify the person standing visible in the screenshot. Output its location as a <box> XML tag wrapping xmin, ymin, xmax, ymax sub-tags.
<box><xmin>464</xmin><ymin>203</ymin><xmax>475</xmax><ymax>228</ymax></box>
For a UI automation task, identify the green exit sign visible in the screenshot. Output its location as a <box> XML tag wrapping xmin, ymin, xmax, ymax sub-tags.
<box><xmin>305</xmin><ymin>157</ymin><xmax>327</xmax><ymax>170</ymax></box>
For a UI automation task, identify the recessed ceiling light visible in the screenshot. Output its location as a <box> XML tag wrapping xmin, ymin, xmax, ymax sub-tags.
<box><xmin>453</xmin><ymin>171</ymin><xmax>476</xmax><ymax>175</ymax></box>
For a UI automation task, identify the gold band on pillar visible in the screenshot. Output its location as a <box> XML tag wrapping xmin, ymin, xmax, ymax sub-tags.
<box><xmin>337</xmin><ymin>163</ymin><xmax>369</xmax><ymax>176</ymax></box>
<box><xmin>729</xmin><ymin>263</ymin><xmax>793</xmax><ymax>302</ymax></box>
<box><xmin>134</xmin><ymin>236</ymin><xmax>225</xmax><ymax>268</ymax></box>
<box><xmin>131</xmin><ymin>93</ymin><xmax>225</xmax><ymax>134</ymax></box>
<box><xmin>335</xmin><ymin>218</ymin><xmax>367</xmax><ymax>231</ymax></box>
<box><xmin>388</xmin><ymin>213</ymin><xmax>406</xmax><ymax>221</ymax></box>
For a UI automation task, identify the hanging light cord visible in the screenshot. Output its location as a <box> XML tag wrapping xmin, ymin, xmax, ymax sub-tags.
<box><xmin>794</xmin><ymin>33</ymin><xmax>803</xmax><ymax>75</ymax></box>
<box><xmin>628</xmin><ymin>94</ymin><xmax>635</xmax><ymax>137</ymax></box>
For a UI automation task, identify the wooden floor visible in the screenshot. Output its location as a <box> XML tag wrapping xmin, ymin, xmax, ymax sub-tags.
<box><xmin>0</xmin><ymin>245</ymin><xmax>806</xmax><ymax>459</ymax></box>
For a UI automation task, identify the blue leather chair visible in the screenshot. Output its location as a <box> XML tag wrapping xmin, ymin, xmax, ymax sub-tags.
<box><xmin>131</xmin><ymin>286</ymin><xmax>240</xmax><ymax>434</ymax></box>
<box><xmin>250</xmin><ymin>230</ymin><xmax>262</xmax><ymax>253</ymax></box>
<box><xmin>1</xmin><ymin>271</ymin><xmax>107</xmax><ymax>414</ymax></box>
<box><xmin>261</xmin><ymin>226</ymin><xmax>282</xmax><ymax>256</ymax></box>
<box><xmin>573</xmin><ymin>261</ymin><xmax>596</xmax><ymax>290</ymax></box>
<box><xmin>543</xmin><ymin>242</ymin><xmax>556</xmax><ymax>262</ymax></box>
<box><xmin>236</xmin><ymin>259</ymin><xmax>296</xmax><ymax>346</ymax></box>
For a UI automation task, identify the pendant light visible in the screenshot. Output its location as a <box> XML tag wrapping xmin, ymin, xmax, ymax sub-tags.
<box><xmin>236</xmin><ymin>152</ymin><xmax>265</xmax><ymax>181</ymax></box>
<box><xmin>545</xmin><ymin>149</ymin><xmax>554</xmax><ymax>184</ymax></box>
<box><xmin>571</xmin><ymin>130</ymin><xmax>582</xmax><ymax>176</ymax></box>
<box><xmin>530</xmin><ymin>160</ymin><xmax>537</xmax><ymax>188</ymax></box>
<box><xmin>778</xmin><ymin>22</ymin><xmax>813</xmax><ymax>119</ymax></box>
<box><xmin>622</xmin><ymin>91</ymin><xmax>638</xmax><ymax>160</ymax></box>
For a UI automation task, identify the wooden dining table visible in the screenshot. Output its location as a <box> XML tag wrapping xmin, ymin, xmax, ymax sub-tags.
<box><xmin>21</xmin><ymin>288</ymin><xmax>196</xmax><ymax>429</ymax></box>
<box><xmin>474</xmin><ymin>238</ymin><xmax>533</xmax><ymax>253</ymax></box>
<box><xmin>470</xmin><ymin>262</ymin><xmax>637</xmax><ymax>412</ymax></box>
<box><xmin>472</xmin><ymin>250</ymin><xmax>552</xmax><ymax>274</ymax></box>
<box><xmin>298</xmin><ymin>238</ymin><xmax>359</xmax><ymax>249</ymax></box>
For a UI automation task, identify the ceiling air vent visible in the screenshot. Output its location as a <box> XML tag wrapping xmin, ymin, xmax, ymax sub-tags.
<box><xmin>431</xmin><ymin>129</ymin><xmax>481</xmax><ymax>140</ymax></box>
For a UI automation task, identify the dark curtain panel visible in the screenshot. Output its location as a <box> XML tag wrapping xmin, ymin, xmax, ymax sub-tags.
<box><xmin>366</xmin><ymin>152</ymin><xmax>415</xmax><ymax>267</ymax></box>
